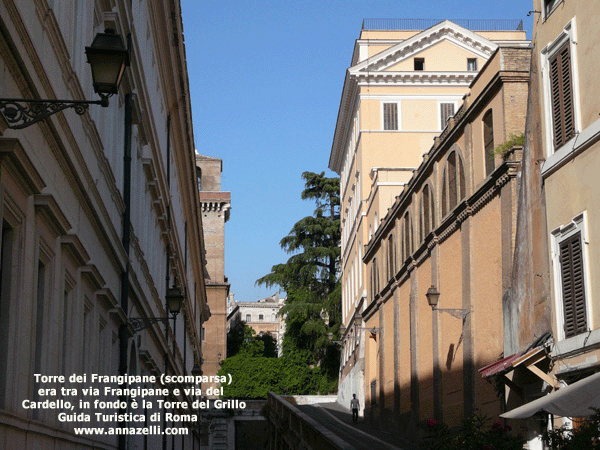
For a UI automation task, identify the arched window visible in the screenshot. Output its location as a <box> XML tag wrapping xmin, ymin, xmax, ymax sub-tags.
<box><xmin>370</xmin><ymin>258</ymin><xmax>380</xmax><ymax>301</ymax></box>
<box><xmin>402</xmin><ymin>211</ymin><xmax>412</xmax><ymax>261</ymax></box>
<box><xmin>442</xmin><ymin>151</ymin><xmax>466</xmax><ymax>216</ymax></box>
<box><xmin>387</xmin><ymin>234</ymin><xmax>395</xmax><ymax>280</ymax></box>
<box><xmin>483</xmin><ymin>110</ymin><xmax>495</xmax><ymax>176</ymax></box>
<box><xmin>420</xmin><ymin>184</ymin><xmax>434</xmax><ymax>240</ymax></box>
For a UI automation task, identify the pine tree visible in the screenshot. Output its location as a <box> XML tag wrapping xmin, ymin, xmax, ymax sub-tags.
<box><xmin>257</xmin><ymin>171</ymin><xmax>341</xmax><ymax>377</ymax></box>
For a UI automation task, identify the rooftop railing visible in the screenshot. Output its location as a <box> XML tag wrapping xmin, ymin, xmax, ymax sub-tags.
<box><xmin>362</xmin><ymin>18</ymin><xmax>524</xmax><ymax>31</ymax></box>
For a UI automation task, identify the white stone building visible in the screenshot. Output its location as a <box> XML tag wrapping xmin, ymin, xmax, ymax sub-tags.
<box><xmin>228</xmin><ymin>293</ymin><xmax>286</xmax><ymax>355</ymax></box>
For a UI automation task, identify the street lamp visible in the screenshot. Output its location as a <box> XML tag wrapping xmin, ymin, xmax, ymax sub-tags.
<box><xmin>426</xmin><ymin>285</ymin><xmax>469</xmax><ymax>319</ymax></box>
<box><xmin>85</xmin><ymin>29</ymin><xmax>129</xmax><ymax>96</ymax></box>
<box><xmin>0</xmin><ymin>28</ymin><xmax>128</xmax><ymax>129</ymax></box>
<box><xmin>166</xmin><ymin>286</ymin><xmax>184</xmax><ymax>316</ymax></box>
<box><xmin>191</xmin><ymin>362</ymin><xmax>203</xmax><ymax>377</ymax></box>
<box><xmin>426</xmin><ymin>285</ymin><xmax>441</xmax><ymax>308</ymax></box>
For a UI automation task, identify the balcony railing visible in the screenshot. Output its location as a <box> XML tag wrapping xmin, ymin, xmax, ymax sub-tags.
<box><xmin>362</xmin><ymin>18</ymin><xmax>524</xmax><ymax>31</ymax></box>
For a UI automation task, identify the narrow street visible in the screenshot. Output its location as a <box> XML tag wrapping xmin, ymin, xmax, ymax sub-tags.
<box><xmin>295</xmin><ymin>403</ymin><xmax>418</xmax><ymax>450</ymax></box>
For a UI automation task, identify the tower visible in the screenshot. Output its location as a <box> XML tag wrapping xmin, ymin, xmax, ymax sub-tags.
<box><xmin>196</xmin><ymin>154</ymin><xmax>231</xmax><ymax>380</ymax></box>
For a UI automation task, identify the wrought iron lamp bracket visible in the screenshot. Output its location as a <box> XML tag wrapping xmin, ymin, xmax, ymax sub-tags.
<box><xmin>128</xmin><ymin>316</ymin><xmax>174</xmax><ymax>333</ymax></box>
<box><xmin>0</xmin><ymin>97</ymin><xmax>108</xmax><ymax>130</ymax></box>
<box><xmin>433</xmin><ymin>308</ymin><xmax>470</xmax><ymax>320</ymax></box>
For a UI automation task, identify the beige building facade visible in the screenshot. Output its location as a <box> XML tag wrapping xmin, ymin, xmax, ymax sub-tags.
<box><xmin>0</xmin><ymin>1</ymin><xmax>207</xmax><ymax>449</ymax></box>
<box><xmin>196</xmin><ymin>154</ymin><xmax>231</xmax><ymax>378</ymax></box>
<box><xmin>485</xmin><ymin>1</ymin><xmax>600</xmax><ymax>448</ymax></box>
<box><xmin>329</xmin><ymin>18</ymin><xmax>528</xmax><ymax>417</ymax></box>
<box><xmin>361</xmin><ymin>46</ymin><xmax>530</xmax><ymax>431</ymax></box>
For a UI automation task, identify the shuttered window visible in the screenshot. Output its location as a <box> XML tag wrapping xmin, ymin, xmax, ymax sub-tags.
<box><xmin>559</xmin><ymin>232</ymin><xmax>587</xmax><ymax>338</ymax></box>
<box><xmin>550</xmin><ymin>42</ymin><xmax>575</xmax><ymax>149</ymax></box>
<box><xmin>440</xmin><ymin>103</ymin><xmax>455</xmax><ymax>129</ymax></box>
<box><xmin>383</xmin><ymin>103</ymin><xmax>398</xmax><ymax>130</ymax></box>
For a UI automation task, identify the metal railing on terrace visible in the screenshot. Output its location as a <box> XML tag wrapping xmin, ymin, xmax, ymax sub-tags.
<box><xmin>362</xmin><ymin>18</ymin><xmax>524</xmax><ymax>31</ymax></box>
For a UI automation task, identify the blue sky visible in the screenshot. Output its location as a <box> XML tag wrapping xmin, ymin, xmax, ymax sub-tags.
<box><xmin>180</xmin><ymin>0</ymin><xmax>533</xmax><ymax>302</ymax></box>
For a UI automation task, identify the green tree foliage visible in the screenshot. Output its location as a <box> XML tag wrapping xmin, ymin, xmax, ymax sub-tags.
<box><xmin>227</xmin><ymin>323</ymin><xmax>278</xmax><ymax>358</ymax></box>
<box><xmin>218</xmin><ymin>353</ymin><xmax>336</xmax><ymax>399</ymax></box>
<box><xmin>257</xmin><ymin>172</ymin><xmax>341</xmax><ymax>370</ymax></box>
<box><xmin>422</xmin><ymin>414</ymin><xmax>524</xmax><ymax>450</ymax></box>
<box><xmin>218</xmin><ymin>172</ymin><xmax>341</xmax><ymax>398</ymax></box>
<box><xmin>542</xmin><ymin>409</ymin><xmax>600</xmax><ymax>449</ymax></box>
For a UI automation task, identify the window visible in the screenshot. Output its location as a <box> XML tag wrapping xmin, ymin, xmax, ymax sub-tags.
<box><xmin>544</xmin><ymin>0</ymin><xmax>563</xmax><ymax>19</ymax></box>
<box><xmin>483</xmin><ymin>110</ymin><xmax>495</xmax><ymax>176</ymax></box>
<box><xmin>467</xmin><ymin>58</ymin><xmax>478</xmax><ymax>71</ymax></box>
<box><xmin>33</xmin><ymin>261</ymin><xmax>47</xmax><ymax>420</ymax></box>
<box><xmin>259</xmin><ymin>314</ymin><xmax>264</xmax><ymax>321</ymax></box>
<box><xmin>441</xmin><ymin>151</ymin><xmax>466</xmax><ymax>216</ymax></box>
<box><xmin>420</xmin><ymin>184</ymin><xmax>434</xmax><ymax>240</ymax></box>
<box><xmin>551</xmin><ymin>214</ymin><xmax>590</xmax><ymax>340</ymax></box>
<box><xmin>62</xmin><ymin>288</ymin><xmax>71</xmax><ymax>375</ymax></box>
<box><xmin>414</xmin><ymin>58</ymin><xmax>424</xmax><ymax>71</ymax></box>
<box><xmin>370</xmin><ymin>258</ymin><xmax>380</xmax><ymax>300</ymax></box>
<box><xmin>245</xmin><ymin>314</ymin><xmax>251</xmax><ymax>322</ymax></box>
<box><xmin>196</xmin><ymin>167</ymin><xmax>202</xmax><ymax>191</ymax></box>
<box><xmin>402</xmin><ymin>211</ymin><xmax>412</xmax><ymax>261</ymax></box>
<box><xmin>549</xmin><ymin>42</ymin><xmax>575</xmax><ymax>149</ymax></box>
<box><xmin>541</xmin><ymin>20</ymin><xmax>579</xmax><ymax>164</ymax></box>
<box><xmin>0</xmin><ymin>222</ymin><xmax>15</xmax><ymax>407</ymax></box>
<box><xmin>383</xmin><ymin>103</ymin><xmax>398</xmax><ymax>130</ymax></box>
<box><xmin>387</xmin><ymin>234</ymin><xmax>395</xmax><ymax>280</ymax></box>
<box><xmin>559</xmin><ymin>233</ymin><xmax>586</xmax><ymax>337</ymax></box>
<box><xmin>440</xmin><ymin>103</ymin><xmax>455</xmax><ymax>129</ymax></box>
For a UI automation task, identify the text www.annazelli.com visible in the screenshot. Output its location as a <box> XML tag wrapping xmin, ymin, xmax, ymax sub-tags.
<box><xmin>74</xmin><ymin>426</ymin><xmax>189</xmax><ymax>435</ymax></box>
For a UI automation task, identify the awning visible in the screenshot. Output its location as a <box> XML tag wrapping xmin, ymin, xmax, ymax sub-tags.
<box><xmin>501</xmin><ymin>371</ymin><xmax>600</xmax><ymax>419</ymax></box>
<box><xmin>479</xmin><ymin>351</ymin><xmax>525</xmax><ymax>378</ymax></box>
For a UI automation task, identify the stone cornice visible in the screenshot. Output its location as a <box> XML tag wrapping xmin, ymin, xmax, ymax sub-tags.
<box><xmin>352</xmin><ymin>20</ymin><xmax>497</xmax><ymax>74</ymax></box>
<box><xmin>330</xmin><ymin>21</ymin><xmax>500</xmax><ymax>174</ymax></box>
<box><xmin>354</xmin><ymin>71</ymin><xmax>475</xmax><ymax>86</ymax></box>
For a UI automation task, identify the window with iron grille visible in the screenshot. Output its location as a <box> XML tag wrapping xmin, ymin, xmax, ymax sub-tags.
<box><xmin>440</xmin><ymin>103</ymin><xmax>455</xmax><ymax>129</ymax></box>
<box><xmin>559</xmin><ymin>232</ymin><xmax>587</xmax><ymax>338</ymax></box>
<box><xmin>550</xmin><ymin>42</ymin><xmax>575</xmax><ymax>149</ymax></box>
<box><xmin>383</xmin><ymin>103</ymin><xmax>398</xmax><ymax>130</ymax></box>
